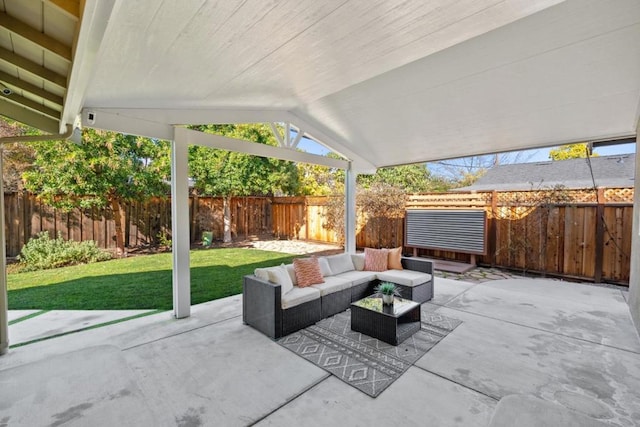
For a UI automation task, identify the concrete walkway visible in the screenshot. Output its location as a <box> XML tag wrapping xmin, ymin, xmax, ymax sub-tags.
<box><xmin>8</xmin><ymin>309</ymin><xmax>156</xmax><ymax>346</ymax></box>
<box><xmin>1</xmin><ymin>277</ymin><xmax>638</xmax><ymax>426</ymax></box>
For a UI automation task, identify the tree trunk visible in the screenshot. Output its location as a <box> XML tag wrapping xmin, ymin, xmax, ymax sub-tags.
<box><xmin>110</xmin><ymin>197</ymin><xmax>126</xmax><ymax>257</ymax></box>
<box><xmin>223</xmin><ymin>196</ymin><xmax>232</xmax><ymax>243</ymax></box>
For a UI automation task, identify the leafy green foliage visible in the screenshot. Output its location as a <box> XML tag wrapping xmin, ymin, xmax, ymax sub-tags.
<box><xmin>24</xmin><ymin>128</ymin><xmax>170</xmax><ymax>210</ymax></box>
<box><xmin>188</xmin><ymin>124</ymin><xmax>299</xmax><ymax>197</ymax></box>
<box><xmin>548</xmin><ymin>143</ymin><xmax>598</xmax><ymax>161</ymax></box>
<box><xmin>358</xmin><ymin>164</ymin><xmax>444</xmax><ymax>193</ymax></box>
<box><xmin>23</xmin><ymin>128</ymin><xmax>171</xmax><ymax>254</ymax></box>
<box><xmin>0</xmin><ymin>118</ymin><xmax>36</xmax><ymax>191</ymax></box>
<box><xmin>17</xmin><ymin>232</ymin><xmax>112</xmax><ymax>272</ymax></box>
<box><xmin>324</xmin><ymin>182</ymin><xmax>406</xmax><ymax>245</ymax></box>
<box><xmin>296</xmin><ymin>152</ymin><xmax>346</xmax><ymax>195</ymax></box>
<box><xmin>374</xmin><ymin>281</ymin><xmax>401</xmax><ymax>296</ymax></box>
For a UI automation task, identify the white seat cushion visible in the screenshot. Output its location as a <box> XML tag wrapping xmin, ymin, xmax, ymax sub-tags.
<box><xmin>351</xmin><ymin>253</ymin><xmax>365</xmax><ymax>271</ymax></box>
<box><xmin>285</xmin><ymin>264</ymin><xmax>297</xmax><ymax>285</ymax></box>
<box><xmin>310</xmin><ymin>276</ymin><xmax>351</xmax><ymax>296</ymax></box>
<box><xmin>318</xmin><ymin>257</ymin><xmax>333</xmax><ymax>277</ymax></box>
<box><xmin>281</xmin><ymin>286</ymin><xmax>321</xmax><ymax>309</ymax></box>
<box><xmin>267</xmin><ymin>264</ymin><xmax>294</xmax><ymax>295</ymax></box>
<box><xmin>325</xmin><ymin>253</ymin><xmax>355</xmax><ymax>275</ymax></box>
<box><xmin>335</xmin><ymin>270</ymin><xmax>377</xmax><ymax>286</ymax></box>
<box><xmin>254</xmin><ymin>267</ymin><xmax>271</xmax><ymax>281</ymax></box>
<box><xmin>376</xmin><ymin>270</ymin><xmax>432</xmax><ymax>287</ymax></box>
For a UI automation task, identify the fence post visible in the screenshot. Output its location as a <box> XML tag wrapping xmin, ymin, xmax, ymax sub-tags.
<box><xmin>489</xmin><ymin>190</ymin><xmax>497</xmax><ymax>267</ymax></box>
<box><xmin>594</xmin><ymin>188</ymin><xmax>605</xmax><ymax>283</ymax></box>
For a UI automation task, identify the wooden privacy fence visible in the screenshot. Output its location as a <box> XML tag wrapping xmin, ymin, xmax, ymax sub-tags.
<box><xmin>405</xmin><ymin>189</ymin><xmax>633</xmax><ymax>285</ymax></box>
<box><xmin>4</xmin><ymin>189</ymin><xmax>634</xmax><ymax>285</ymax></box>
<box><xmin>3</xmin><ymin>193</ymin><xmax>273</xmax><ymax>257</ymax></box>
<box><xmin>270</xmin><ymin>197</ymin><xmax>404</xmax><ymax>249</ymax></box>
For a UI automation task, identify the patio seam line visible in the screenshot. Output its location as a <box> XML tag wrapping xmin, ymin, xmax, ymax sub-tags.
<box><xmin>414</xmin><ymin>365</ymin><xmax>500</xmax><ymax>402</ymax></box>
<box><xmin>8</xmin><ymin>310</ymin><xmax>162</xmax><ymax>349</ymax></box>
<box><xmin>434</xmin><ymin>283</ymin><xmax>480</xmax><ymax>306</ymax></box>
<box><xmin>434</xmin><ymin>304</ymin><xmax>640</xmax><ymax>356</ymax></box>
<box><xmin>7</xmin><ymin>310</ymin><xmax>48</xmax><ymax>325</ymax></box>
<box><xmin>247</xmin><ymin>373</ymin><xmax>331</xmax><ymax>426</ymax></box>
<box><xmin>120</xmin><ymin>313</ymin><xmax>242</xmax><ymax>351</ymax></box>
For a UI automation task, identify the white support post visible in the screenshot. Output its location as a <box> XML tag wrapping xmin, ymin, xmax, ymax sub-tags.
<box><xmin>628</xmin><ymin>128</ymin><xmax>640</xmax><ymax>334</ymax></box>
<box><xmin>0</xmin><ymin>148</ymin><xmax>8</xmax><ymax>355</ymax></box>
<box><xmin>171</xmin><ymin>137</ymin><xmax>191</xmax><ymax>318</ymax></box>
<box><xmin>344</xmin><ymin>163</ymin><xmax>357</xmax><ymax>254</ymax></box>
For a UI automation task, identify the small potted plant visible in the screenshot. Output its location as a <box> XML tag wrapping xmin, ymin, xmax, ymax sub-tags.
<box><xmin>374</xmin><ymin>282</ymin><xmax>401</xmax><ymax>305</ymax></box>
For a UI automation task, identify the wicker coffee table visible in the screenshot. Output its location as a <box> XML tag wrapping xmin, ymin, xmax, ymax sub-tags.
<box><xmin>350</xmin><ymin>295</ymin><xmax>421</xmax><ymax>345</ymax></box>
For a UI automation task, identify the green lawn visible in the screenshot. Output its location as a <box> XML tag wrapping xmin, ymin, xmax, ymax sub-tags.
<box><xmin>8</xmin><ymin>248</ymin><xmax>295</xmax><ymax>310</ymax></box>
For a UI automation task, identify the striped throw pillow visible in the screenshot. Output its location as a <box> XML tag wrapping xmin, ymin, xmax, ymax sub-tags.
<box><xmin>293</xmin><ymin>257</ymin><xmax>325</xmax><ymax>287</ymax></box>
<box><xmin>364</xmin><ymin>248</ymin><xmax>388</xmax><ymax>272</ymax></box>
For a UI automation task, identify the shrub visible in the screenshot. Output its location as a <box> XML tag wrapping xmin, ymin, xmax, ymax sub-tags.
<box><xmin>17</xmin><ymin>232</ymin><xmax>112</xmax><ymax>272</ymax></box>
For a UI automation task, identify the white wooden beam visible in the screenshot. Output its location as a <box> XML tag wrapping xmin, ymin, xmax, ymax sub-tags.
<box><xmin>1</xmin><ymin>99</ymin><xmax>59</xmax><ymax>133</ymax></box>
<box><xmin>284</xmin><ymin>111</ymin><xmax>376</xmax><ymax>173</ymax></box>
<box><xmin>0</xmin><ymin>46</ymin><xmax>67</xmax><ymax>88</ymax></box>
<box><xmin>83</xmin><ymin>108</ymin><xmax>290</xmax><ymax>127</ymax></box>
<box><xmin>0</xmin><ymin>148</ymin><xmax>8</xmax><ymax>355</ymax></box>
<box><xmin>290</xmin><ymin>129</ymin><xmax>304</xmax><ymax>149</ymax></box>
<box><xmin>61</xmin><ymin>0</ymin><xmax>117</xmax><ymax>131</ymax></box>
<box><xmin>81</xmin><ymin>108</ymin><xmax>173</xmax><ymax>140</ymax></box>
<box><xmin>170</xmin><ymin>136</ymin><xmax>191</xmax><ymax>319</ymax></box>
<box><xmin>2</xmin><ymin>92</ymin><xmax>60</xmax><ymax>119</ymax></box>
<box><xmin>269</xmin><ymin>122</ymin><xmax>284</xmax><ymax>146</ymax></box>
<box><xmin>47</xmin><ymin>0</ymin><xmax>81</xmax><ymax>19</ymax></box>
<box><xmin>175</xmin><ymin>126</ymin><xmax>349</xmax><ymax>169</ymax></box>
<box><xmin>0</xmin><ymin>70</ymin><xmax>63</xmax><ymax>105</ymax></box>
<box><xmin>0</xmin><ymin>11</ymin><xmax>72</xmax><ymax>62</ymax></box>
<box><xmin>284</xmin><ymin>123</ymin><xmax>291</xmax><ymax>147</ymax></box>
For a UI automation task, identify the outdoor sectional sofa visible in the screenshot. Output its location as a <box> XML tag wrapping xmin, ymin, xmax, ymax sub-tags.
<box><xmin>243</xmin><ymin>253</ymin><xmax>434</xmax><ymax>339</ymax></box>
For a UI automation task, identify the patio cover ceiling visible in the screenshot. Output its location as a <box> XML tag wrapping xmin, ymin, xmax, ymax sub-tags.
<box><xmin>1</xmin><ymin>0</ymin><xmax>639</xmax><ymax>170</ymax></box>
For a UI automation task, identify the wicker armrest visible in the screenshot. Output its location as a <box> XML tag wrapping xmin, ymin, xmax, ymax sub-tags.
<box><xmin>243</xmin><ymin>275</ymin><xmax>282</xmax><ymax>338</ymax></box>
<box><xmin>401</xmin><ymin>256</ymin><xmax>434</xmax><ymax>274</ymax></box>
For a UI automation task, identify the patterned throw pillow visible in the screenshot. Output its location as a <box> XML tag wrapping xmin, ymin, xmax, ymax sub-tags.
<box><xmin>293</xmin><ymin>257</ymin><xmax>325</xmax><ymax>287</ymax></box>
<box><xmin>387</xmin><ymin>247</ymin><xmax>403</xmax><ymax>270</ymax></box>
<box><xmin>364</xmin><ymin>248</ymin><xmax>389</xmax><ymax>272</ymax></box>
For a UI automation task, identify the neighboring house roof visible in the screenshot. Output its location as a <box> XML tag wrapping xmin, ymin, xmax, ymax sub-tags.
<box><xmin>456</xmin><ymin>154</ymin><xmax>635</xmax><ymax>191</ymax></box>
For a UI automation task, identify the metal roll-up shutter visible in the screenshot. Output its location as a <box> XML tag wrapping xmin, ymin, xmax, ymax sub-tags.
<box><xmin>405</xmin><ymin>210</ymin><xmax>486</xmax><ymax>254</ymax></box>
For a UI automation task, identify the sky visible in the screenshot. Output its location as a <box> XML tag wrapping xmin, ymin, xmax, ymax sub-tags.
<box><xmin>295</xmin><ymin>132</ymin><xmax>635</xmax><ymax>176</ymax></box>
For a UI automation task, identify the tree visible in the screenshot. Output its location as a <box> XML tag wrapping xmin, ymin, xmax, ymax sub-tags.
<box><xmin>23</xmin><ymin>128</ymin><xmax>171</xmax><ymax>255</ymax></box>
<box><xmin>434</xmin><ymin>152</ymin><xmax>534</xmax><ymax>188</ymax></box>
<box><xmin>324</xmin><ymin>182</ymin><xmax>406</xmax><ymax>246</ymax></box>
<box><xmin>188</xmin><ymin>124</ymin><xmax>299</xmax><ymax>242</ymax></box>
<box><xmin>0</xmin><ymin>118</ymin><xmax>36</xmax><ymax>191</ymax></box>
<box><xmin>548</xmin><ymin>143</ymin><xmax>598</xmax><ymax>161</ymax></box>
<box><xmin>295</xmin><ymin>152</ymin><xmax>347</xmax><ymax>196</ymax></box>
<box><xmin>358</xmin><ymin>164</ymin><xmax>450</xmax><ymax>193</ymax></box>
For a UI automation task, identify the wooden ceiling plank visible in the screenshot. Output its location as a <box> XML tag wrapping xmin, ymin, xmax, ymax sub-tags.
<box><xmin>0</xmin><ymin>46</ymin><xmax>67</xmax><ymax>88</ymax></box>
<box><xmin>1</xmin><ymin>91</ymin><xmax>60</xmax><ymax>119</ymax></box>
<box><xmin>0</xmin><ymin>69</ymin><xmax>63</xmax><ymax>105</ymax></box>
<box><xmin>46</xmin><ymin>0</ymin><xmax>80</xmax><ymax>20</ymax></box>
<box><xmin>0</xmin><ymin>11</ymin><xmax>72</xmax><ymax>62</ymax></box>
<box><xmin>0</xmin><ymin>98</ymin><xmax>59</xmax><ymax>133</ymax></box>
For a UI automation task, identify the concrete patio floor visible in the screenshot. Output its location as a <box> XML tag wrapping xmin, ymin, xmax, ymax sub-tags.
<box><xmin>0</xmin><ymin>277</ymin><xmax>638</xmax><ymax>426</ymax></box>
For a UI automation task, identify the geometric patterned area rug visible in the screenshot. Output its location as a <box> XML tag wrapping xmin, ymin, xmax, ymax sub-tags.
<box><xmin>277</xmin><ymin>309</ymin><xmax>462</xmax><ymax>397</ymax></box>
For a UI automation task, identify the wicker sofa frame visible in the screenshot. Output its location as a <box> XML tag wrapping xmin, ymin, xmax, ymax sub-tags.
<box><xmin>243</xmin><ymin>256</ymin><xmax>434</xmax><ymax>339</ymax></box>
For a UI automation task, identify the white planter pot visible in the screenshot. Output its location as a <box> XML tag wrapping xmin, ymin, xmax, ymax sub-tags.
<box><xmin>382</xmin><ymin>294</ymin><xmax>394</xmax><ymax>305</ymax></box>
